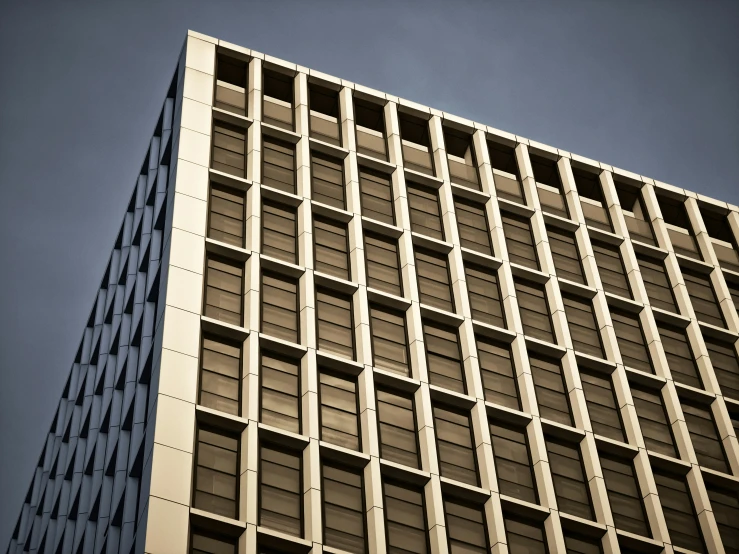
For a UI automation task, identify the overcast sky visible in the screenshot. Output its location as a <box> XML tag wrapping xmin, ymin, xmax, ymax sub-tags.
<box><xmin>0</xmin><ymin>0</ymin><xmax>737</xmax><ymax>544</ymax></box>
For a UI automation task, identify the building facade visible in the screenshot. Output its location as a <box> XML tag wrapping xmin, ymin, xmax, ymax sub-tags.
<box><xmin>7</xmin><ymin>29</ymin><xmax>739</xmax><ymax>554</ymax></box>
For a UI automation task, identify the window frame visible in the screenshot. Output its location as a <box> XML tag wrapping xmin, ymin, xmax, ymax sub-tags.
<box><xmin>382</xmin><ymin>478</ymin><xmax>430</xmax><ymax>554</ymax></box>
<box><xmin>257</xmin><ymin>441</ymin><xmax>303</xmax><ymax>537</ymax></box>
<box><xmin>364</xmin><ymin>231</ymin><xmax>403</xmax><ymax>297</ymax></box>
<box><xmin>203</xmin><ymin>254</ymin><xmax>244</xmax><ymax>327</ymax></box>
<box><xmin>261</xmin><ymin>134</ymin><xmax>297</xmax><ymax>194</ymax></box>
<box><xmin>198</xmin><ymin>334</ymin><xmax>242</xmax><ymax>417</ymax></box>
<box><xmin>261</xmin><ymin>199</ymin><xmax>298</xmax><ymax>264</ymax></box>
<box><xmin>433</xmin><ymin>404</ymin><xmax>479</xmax><ymax>487</ymax></box>
<box><xmin>316</xmin><ymin>287</ymin><xmax>356</xmax><ymax>360</ymax></box>
<box><xmin>630</xmin><ymin>383</ymin><xmax>678</xmax><ymax>458</ymax></box>
<box><xmin>207</xmin><ymin>182</ymin><xmax>246</xmax><ymax>248</ymax></box>
<box><xmin>310</xmin><ymin>149</ymin><xmax>346</xmax><ymax>210</ymax></box>
<box><xmin>321</xmin><ymin>461</ymin><xmax>368</xmax><ymax>553</ymax></box>
<box><xmin>368</xmin><ymin>304</ymin><xmax>411</xmax><ymax>377</ymax></box>
<box><xmin>260</xmin><ymin>270</ymin><xmax>300</xmax><ymax>344</ymax></box>
<box><xmin>313</xmin><ymin>215</ymin><xmax>351</xmax><ymax>281</ymax></box>
<box><xmin>318</xmin><ymin>369</ymin><xmax>362</xmax><ymax>451</ymax></box>
<box><xmin>423</xmin><ymin>321</ymin><xmax>466</xmax><ymax>394</ymax></box>
<box><xmin>192</xmin><ymin>424</ymin><xmax>241</xmax><ymax>520</ymax></box>
<box><xmin>489</xmin><ymin>419</ymin><xmax>538</xmax><ymax>504</ymax></box>
<box><xmin>376</xmin><ymin>386</ymin><xmax>420</xmax><ymax>469</ymax></box>
<box><xmin>415</xmin><ymin>248</ymin><xmax>455</xmax><ymax>313</ymax></box>
<box><xmin>259</xmin><ymin>350</ymin><xmax>301</xmax><ymax>435</ymax></box>
<box><xmin>407</xmin><ymin>182</ymin><xmax>444</xmax><ymax>241</ymax></box>
<box><xmin>358</xmin><ymin>166</ymin><xmax>395</xmax><ymax>225</ymax></box>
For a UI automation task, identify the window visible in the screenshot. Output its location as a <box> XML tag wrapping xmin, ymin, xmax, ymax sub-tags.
<box><xmin>465</xmin><ymin>264</ymin><xmax>505</xmax><ymax>328</ymax></box>
<box><xmin>262</xmin><ymin>70</ymin><xmax>293</xmax><ymax>131</ymax></box>
<box><xmin>592</xmin><ymin>241</ymin><xmax>631</xmax><ymax>299</ymax></box>
<box><xmin>616</xmin><ymin>182</ymin><xmax>655</xmax><ymax>246</ymax></box>
<box><xmin>657</xmin><ymin>195</ymin><xmax>701</xmax><ymax>260</ymax></box>
<box><xmin>488</xmin><ymin>140</ymin><xmax>524</xmax><ymax>203</ymax></box>
<box><xmin>477</xmin><ymin>338</ymin><xmax>519</xmax><ymax>410</ymax></box>
<box><xmin>563</xmin><ymin>533</ymin><xmax>602</xmax><ymax>554</ymax></box>
<box><xmin>311</xmin><ymin>151</ymin><xmax>345</xmax><ymax>209</ymax></box>
<box><xmin>204</xmin><ymin>256</ymin><xmax>243</xmax><ymax>326</ymax></box>
<box><xmin>610</xmin><ymin>309</ymin><xmax>652</xmax><ymax>374</ymax></box>
<box><xmin>433</xmin><ymin>405</ymin><xmax>478</xmax><ymax>486</ymax></box>
<box><xmin>199</xmin><ymin>336</ymin><xmax>241</xmax><ymax>416</ymax></box>
<box><xmin>444</xmin><ymin>127</ymin><xmax>480</xmax><ymax>190</ymax></box>
<box><xmin>370</xmin><ymin>306</ymin><xmax>410</xmax><ymax>376</ymax></box>
<box><xmin>415</xmin><ymin>249</ymin><xmax>454</xmax><ymax>312</ymax></box>
<box><xmin>208</xmin><ymin>184</ymin><xmax>245</xmax><ymax>247</ymax></box>
<box><xmin>261</xmin><ymin>272</ymin><xmax>298</xmax><ymax>344</ymax></box>
<box><xmin>193</xmin><ymin>427</ymin><xmax>239</xmax><ymax>518</ymax></box>
<box><xmin>682</xmin><ymin>400</ymin><xmax>729</xmax><ymax>473</ymax></box>
<box><xmin>377</xmin><ymin>388</ymin><xmax>418</xmax><ymax>468</ymax></box>
<box><xmin>504</xmin><ymin>515</ymin><xmax>547</xmax><ymax>554</ymax></box>
<box><xmin>309</xmin><ymin>84</ymin><xmax>341</xmax><ymax>146</ymax></box>
<box><xmin>502</xmin><ymin>211</ymin><xmax>539</xmax><ymax>270</ymax></box>
<box><xmin>653</xmin><ymin>468</ymin><xmax>705</xmax><ymax>553</ymax></box>
<box><xmin>212</xmin><ymin>121</ymin><xmax>246</xmax><ymax>178</ymax></box>
<box><xmin>658</xmin><ymin>324</ymin><xmax>701</xmax><ymax>389</ymax></box>
<box><xmin>563</xmin><ymin>295</ymin><xmax>603</xmax><ymax>358</ymax></box>
<box><xmin>572</xmin><ymin>167</ymin><xmax>612</xmax><ymax>232</ymax></box>
<box><xmin>546</xmin><ymin>437</ymin><xmax>593</xmax><ymax>519</ymax></box>
<box><xmin>317</xmin><ymin>289</ymin><xmax>354</xmax><ymax>359</ymax></box>
<box><xmin>580</xmin><ymin>370</ymin><xmax>624</xmax><ymax>442</ymax></box>
<box><xmin>407</xmin><ymin>183</ymin><xmax>444</xmax><ymax>240</ymax></box>
<box><xmin>455</xmin><ymin>198</ymin><xmax>492</xmax><ymax>255</ymax></box>
<box><xmin>600</xmin><ymin>453</ymin><xmax>650</xmax><ymax>537</ymax></box>
<box><xmin>359</xmin><ymin>167</ymin><xmax>394</xmax><ymax>225</ymax></box>
<box><xmin>445</xmin><ymin>498</ymin><xmax>489</xmax><ymax>554</ymax></box>
<box><xmin>515</xmin><ymin>280</ymin><xmax>554</xmax><ymax>343</ymax></box>
<box><xmin>731</xmin><ymin>408</ymin><xmax>739</xmax><ymax>438</ymax></box>
<box><xmin>636</xmin><ymin>255</ymin><xmax>677</xmax><ymax>312</ymax></box>
<box><xmin>489</xmin><ymin>421</ymin><xmax>537</xmax><ymax>503</ymax></box>
<box><xmin>531</xmin><ymin>152</ymin><xmax>568</xmax><ymax>219</ymax></box>
<box><xmin>383</xmin><ymin>480</ymin><xmax>428</xmax><ymax>554</ymax></box>
<box><xmin>354</xmin><ymin>98</ymin><xmax>387</xmax><ymax>161</ymax></box>
<box><xmin>531</xmin><ymin>353</ymin><xmax>572</xmax><ymax>425</ymax></box>
<box><xmin>319</xmin><ymin>371</ymin><xmax>359</xmax><ymax>450</ymax></box>
<box><xmin>322</xmin><ymin>464</ymin><xmax>366</xmax><ymax>553</ymax></box>
<box><xmin>260</xmin><ymin>353</ymin><xmax>300</xmax><ymax>434</ymax></box>
<box><xmin>705</xmin><ymin>337</ymin><xmax>739</xmax><ymax>400</ymax></box>
<box><xmin>706</xmin><ymin>482</ymin><xmax>739</xmax><ymax>554</ymax></box>
<box><xmin>424</xmin><ymin>322</ymin><xmax>465</xmax><ymax>394</ymax></box>
<box><xmin>683</xmin><ymin>268</ymin><xmax>725</xmax><ymax>328</ymax></box>
<box><xmin>729</xmin><ymin>280</ymin><xmax>739</xmax><ymax>315</ymax></box>
<box><xmin>314</xmin><ymin>217</ymin><xmax>349</xmax><ymax>280</ymax></box>
<box><xmin>190</xmin><ymin>531</ymin><xmax>237</xmax><ymax>554</ymax></box>
<box><xmin>365</xmin><ymin>233</ymin><xmax>401</xmax><ymax>296</ymax></box>
<box><xmin>702</xmin><ymin>207</ymin><xmax>739</xmax><ymax>273</ymax></box>
<box><xmin>259</xmin><ymin>445</ymin><xmax>301</xmax><ymax>536</ymax></box>
<box><xmin>261</xmin><ymin>201</ymin><xmax>297</xmax><ymax>263</ymax></box>
<box><xmin>215</xmin><ymin>53</ymin><xmax>247</xmax><ymax>116</ymax></box>
<box><xmin>549</xmin><ymin>226</ymin><xmax>584</xmax><ymax>284</ymax></box>
<box><xmin>631</xmin><ymin>385</ymin><xmax>677</xmax><ymax>457</ymax></box>
<box><xmin>399</xmin><ymin>113</ymin><xmax>434</xmax><ymax>176</ymax></box>
<box><xmin>262</xmin><ymin>136</ymin><xmax>296</xmax><ymax>194</ymax></box>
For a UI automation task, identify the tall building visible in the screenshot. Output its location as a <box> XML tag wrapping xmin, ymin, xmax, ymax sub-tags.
<box><xmin>8</xmin><ymin>29</ymin><xmax>739</xmax><ymax>554</ymax></box>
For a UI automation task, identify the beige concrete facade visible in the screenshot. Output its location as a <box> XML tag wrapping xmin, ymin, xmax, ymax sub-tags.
<box><xmin>8</xmin><ymin>30</ymin><xmax>739</xmax><ymax>554</ymax></box>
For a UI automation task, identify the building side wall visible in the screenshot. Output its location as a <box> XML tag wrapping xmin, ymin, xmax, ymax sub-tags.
<box><xmin>6</xmin><ymin>53</ymin><xmax>181</xmax><ymax>554</ymax></box>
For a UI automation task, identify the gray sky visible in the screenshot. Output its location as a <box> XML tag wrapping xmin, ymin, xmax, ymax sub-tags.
<box><xmin>0</xmin><ymin>0</ymin><xmax>737</xmax><ymax>543</ymax></box>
